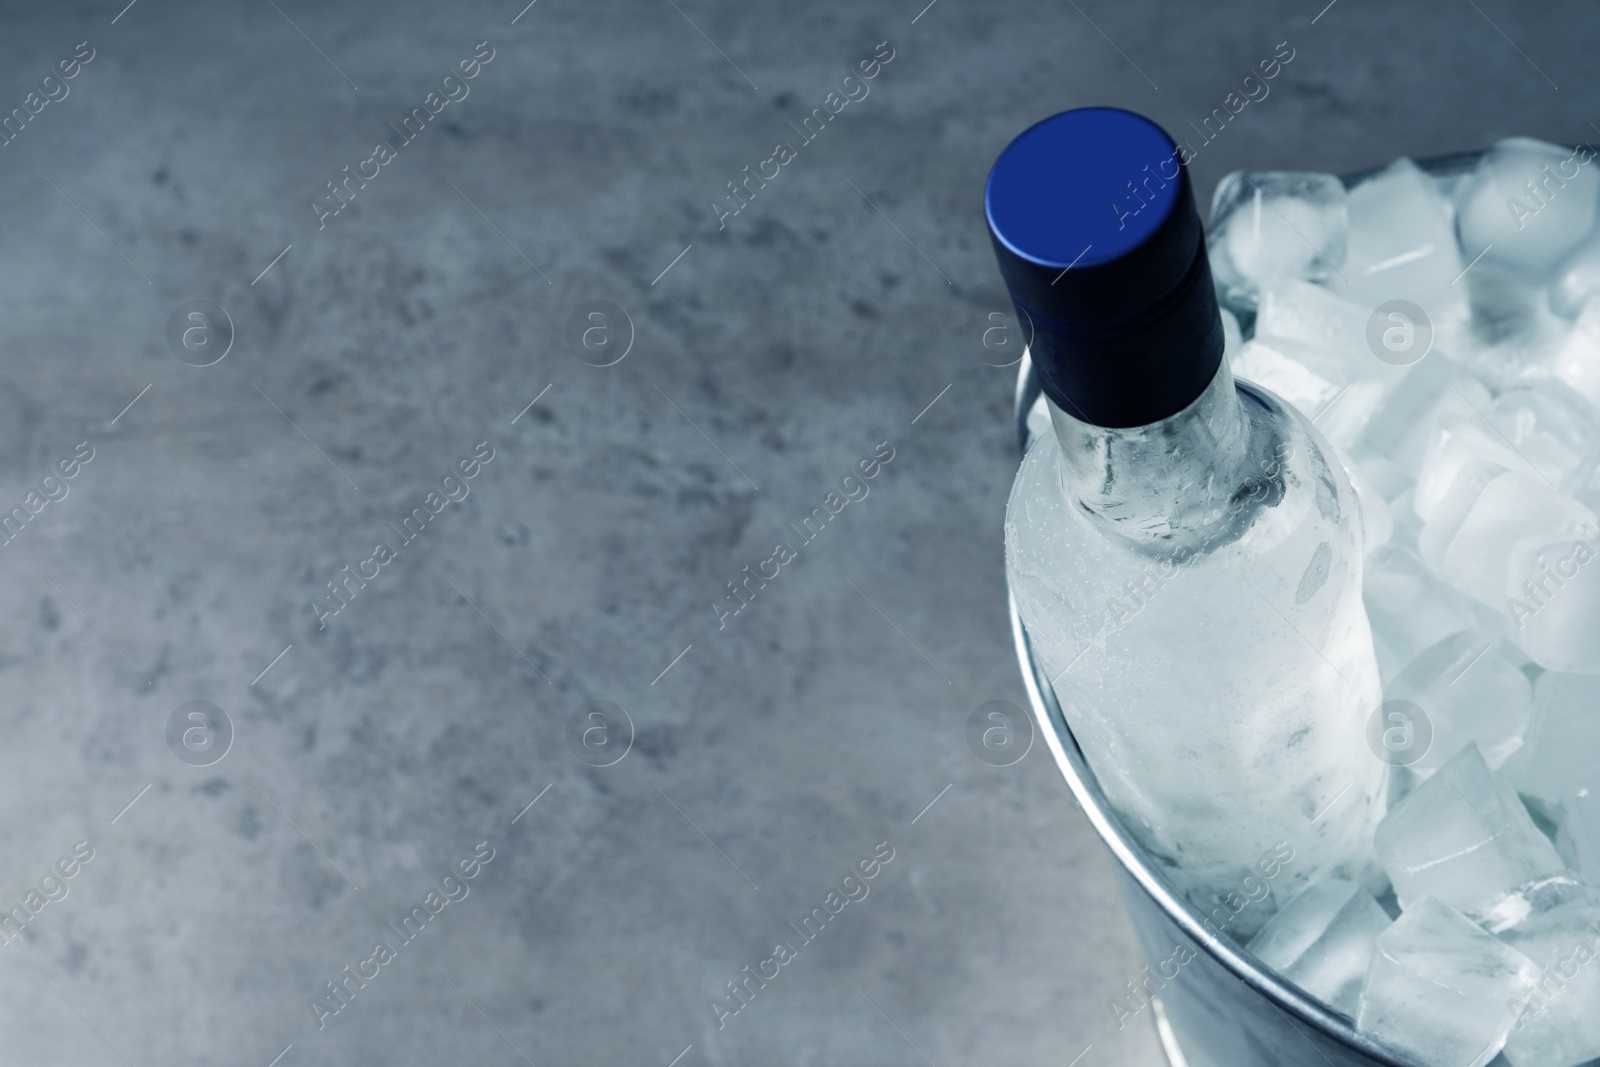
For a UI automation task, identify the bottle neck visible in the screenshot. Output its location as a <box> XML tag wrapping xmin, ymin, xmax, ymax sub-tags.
<box><xmin>1047</xmin><ymin>359</ymin><xmax>1260</xmax><ymax>547</ymax></box>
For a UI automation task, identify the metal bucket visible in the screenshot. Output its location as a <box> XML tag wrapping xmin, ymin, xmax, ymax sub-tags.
<box><xmin>1007</xmin><ymin>152</ymin><xmax>1497</xmax><ymax>1067</ymax></box>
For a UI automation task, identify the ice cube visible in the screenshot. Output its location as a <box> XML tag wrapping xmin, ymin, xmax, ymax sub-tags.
<box><xmin>1454</xmin><ymin>304</ymin><xmax>1574</xmax><ymax>394</ymax></box>
<box><xmin>1413</xmin><ymin>417</ymin><xmax>1539</xmax><ymax>524</ymax></box>
<box><xmin>1230</xmin><ymin>336</ymin><xmax>1341</xmax><ymax>415</ymax></box>
<box><xmin>1228</xmin><ymin>337</ymin><xmax>1382</xmax><ymax>451</ymax></box>
<box><xmin>1550</xmin><ymin>228</ymin><xmax>1600</xmax><ymax>318</ymax></box>
<box><xmin>1565</xmin><ymin>781</ymin><xmax>1600</xmax><ymax>880</ymax></box>
<box><xmin>1232</xmin><ymin>315</ymin><xmax>1390</xmax><ymax>451</ymax></box>
<box><xmin>1547</xmin><ymin>802</ymin><xmax>1582</xmax><ymax>872</ymax></box>
<box><xmin>1363</xmin><ymin>545</ymin><xmax>1480</xmax><ymax>680</ymax></box>
<box><xmin>1328</xmin><ymin>158</ymin><xmax>1470</xmax><ymax>348</ymax></box>
<box><xmin>1500</xmin><ymin>672</ymin><xmax>1600</xmax><ymax>808</ymax></box>
<box><xmin>1256</xmin><ymin>278</ymin><xmax>1401</xmax><ymax>383</ymax></box>
<box><xmin>1485</xmin><ymin>383</ymin><xmax>1600</xmax><ymax>494</ymax></box>
<box><xmin>1344</xmin><ymin>455</ymin><xmax>1393</xmax><ymax>556</ymax></box>
<box><xmin>1315</xmin><ymin>382</ymin><xmax>1391</xmax><ymax>454</ymax></box>
<box><xmin>1503</xmin><ymin>530</ymin><xmax>1600</xmax><ymax>671</ymax></box>
<box><xmin>1386</xmin><ymin>491</ymin><xmax>1427</xmax><ymax>566</ymax></box>
<box><xmin>1418</xmin><ymin>467</ymin><xmax>1596</xmax><ymax>607</ymax></box>
<box><xmin>1410</xmin><ymin>384</ymin><xmax>1597</xmax><ymax>523</ymax></box>
<box><xmin>1551</xmin><ymin>294</ymin><xmax>1600</xmax><ymax>411</ymax></box>
<box><xmin>1351</xmin><ymin>445</ymin><xmax>1416</xmax><ymax>505</ymax></box>
<box><xmin>1417</xmin><ymin>459</ymin><xmax>1506</xmax><ymax>562</ymax></box>
<box><xmin>1360</xmin><ymin>353</ymin><xmax>1493</xmax><ymax>477</ymax></box>
<box><xmin>1456</xmin><ymin>138</ymin><xmax>1600</xmax><ymax>277</ymax></box>
<box><xmin>1374</xmin><ymin>745</ymin><xmax>1565</xmax><ymax>914</ymax></box>
<box><xmin>1247</xmin><ymin>877</ymin><xmax>1391</xmax><ymax>1017</ymax></box>
<box><xmin>1464</xmin><ymin>260</ymin><xmax>1558</xmax><ymax>350</ymax></box>
<box><xmin>1357</xmin><ymin>896</ymin><xmax>1540</xmax><ymax>1067</ymax></box>
<box><xmin>1386</xmin><ymin>631</ymin><xmax>1532</xmax><ymax>775</ymax></box>
<box><xmin>1474</xmin><ymin>876</ymin><xmax>1600</xmax><ymax>1067</ymax></box>
<box><xmin>1209</xmin><ymin>172</ymin><xmax>1348</xmax><ymax>310</ymax></box>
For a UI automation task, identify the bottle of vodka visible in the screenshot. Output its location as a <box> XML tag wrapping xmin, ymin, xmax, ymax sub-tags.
<box><xmin>990</xmin><ymin>109</ymin><xmax>1387</xmax><ymax>927</ymax></box>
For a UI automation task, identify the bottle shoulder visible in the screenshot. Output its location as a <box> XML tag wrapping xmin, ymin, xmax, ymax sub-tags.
<box><xmin>1007</xmin><ymin>383</ymin><xmax>1361</xmax><ymax>580</ymax></box>
<box><xmin>1005</xmin><ymin>383</ymin><xmax>1378</xmax><ymax>719</ymax></box>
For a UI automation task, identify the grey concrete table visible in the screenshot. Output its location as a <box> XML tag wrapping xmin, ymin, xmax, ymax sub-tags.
<box><xmin>0</xmin><ymin>0</ymin><xmax>1589</xmax><ymax>1064</ymax></box>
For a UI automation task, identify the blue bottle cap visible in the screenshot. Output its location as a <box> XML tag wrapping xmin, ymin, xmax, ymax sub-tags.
<box><xmin>986</xmin><ymin>108</ymin><xmax>1223</xmax><ymax>428</ymax></box>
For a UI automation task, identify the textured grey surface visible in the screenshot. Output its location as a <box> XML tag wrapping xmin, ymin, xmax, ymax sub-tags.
<box><xmin>0</xmin><ymin>0</ymin><xmax>1592</xmax><ymax>1064</ymax></box>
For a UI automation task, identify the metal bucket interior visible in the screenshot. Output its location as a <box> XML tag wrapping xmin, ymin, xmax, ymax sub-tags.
<box><xmin>1006</xmin><ymin>151</ymin><xmax>1502</xmax><ymax>1067</ymax></box>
